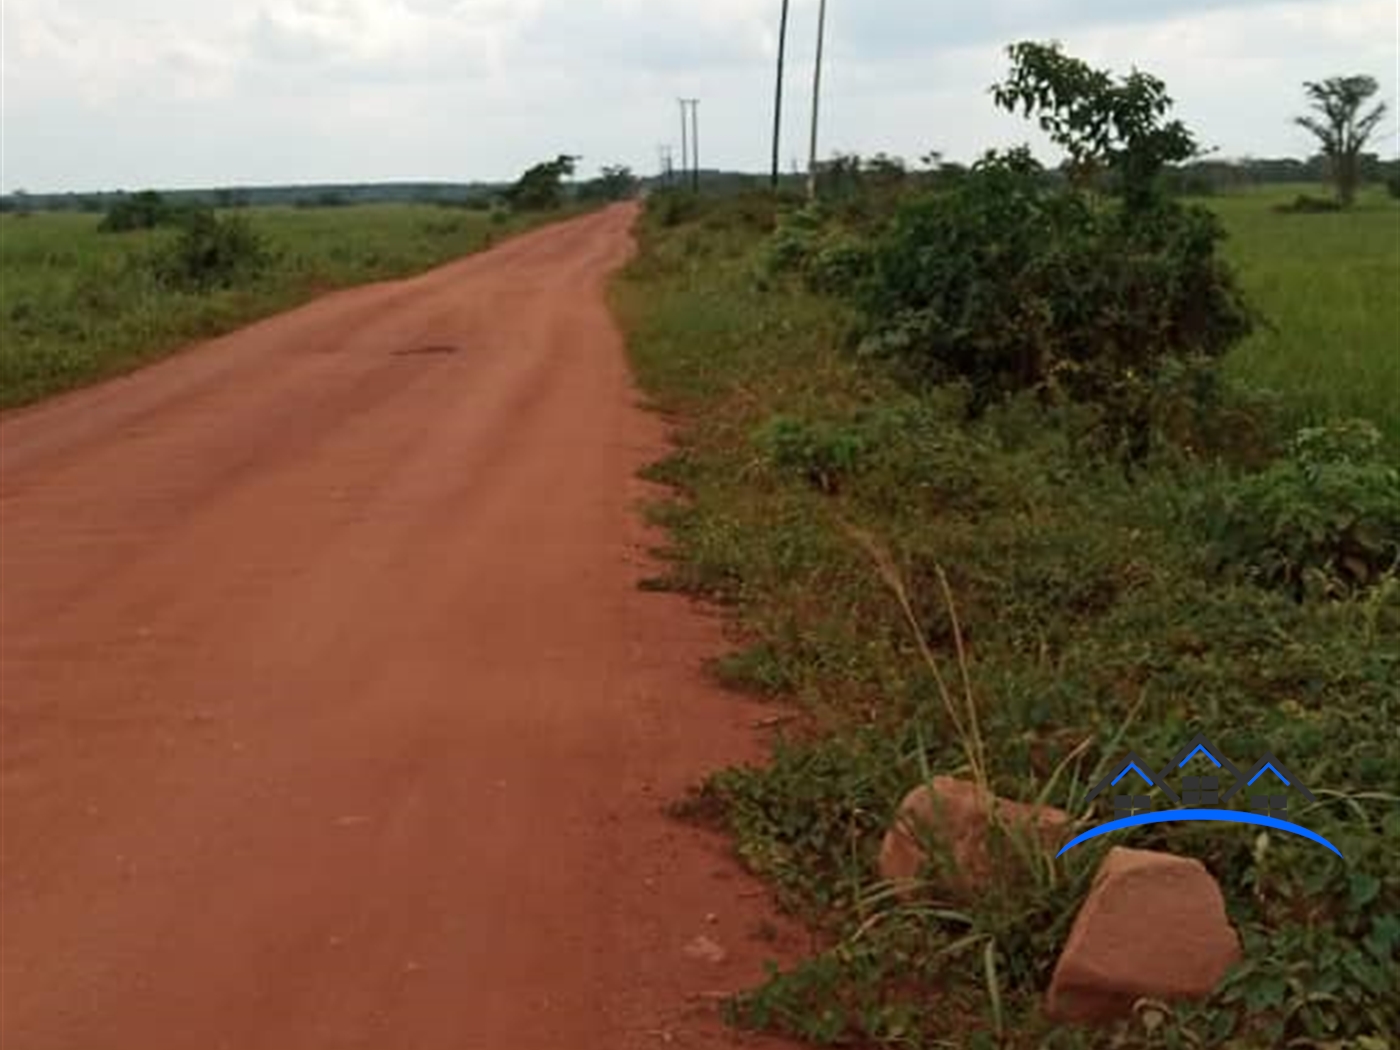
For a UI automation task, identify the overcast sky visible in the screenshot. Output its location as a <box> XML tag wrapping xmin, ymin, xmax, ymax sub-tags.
<box><xmin>2</xmin><ymin>0</ymin><xmax>1397</xmax><ymax>193</ymax></box>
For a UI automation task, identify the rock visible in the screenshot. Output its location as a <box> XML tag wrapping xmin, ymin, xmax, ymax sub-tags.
<box><xmin>877</xmin><ymin>776</ymin><xmax>1069</xmax><ymax>896</ymax></box>
<box><xmin>1046</xmin><ymin>847</ymin><xmax>1242</xmax><ymax>1024</ymax></box>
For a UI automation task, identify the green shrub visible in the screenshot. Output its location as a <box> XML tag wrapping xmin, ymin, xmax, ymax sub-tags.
<box><xmin>699</xmin><ymin>192</ymin><xmax>782</xmax><ymax>234</ymax></box>
<box><xmin>1200</xmin><ymin>420</ymin><xmax>1400</xmax><ymax>599</ymax></box>
<box><xmin>1274</xmin><ymin>194</ymin><xmax>1346</xmax><ymax>214</ymax></box>
<box><xmin>1145</xmin><ymin>356</ymin><xmax>1283</xmax><ymax>468</ymax></box>
<box><xmin>759</xmin><ymin>205</ymin><xmax>873</xmax><ymax>297</ymax></box>
<box><xmin>98</xmin><ymin>190</ymin><xmax>184</xmax><ymax>233</ymax></box>
<box><xmin>149</xmin><ymin>209</ymin><xmax>272</xmax><ymax>291</ymax></box>
<box><xmin>647</xmin><ymin>189</ymin><xmax>703</xmax><ymax>229</ymax></box>
<box><xmin>754</xmin><ymin>414</ymin><xmax>869</xmax><ymax>494</ymax></box>
<box><xmin>762</xmin><ymin>205</ymin><xmax>824</xmax><ymax>274</ymax></box>
<box><xmin>852</xmin><ymin>149</ymin><xmax>1254</xmax><ymax>455</ymax></box>
<box><xmin>803</xmin><ymin>235</ymin><xmax>872</xmax><ymax>296</ymax></box>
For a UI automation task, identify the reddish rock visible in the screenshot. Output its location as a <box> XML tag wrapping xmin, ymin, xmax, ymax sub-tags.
<box><xmin>877</xmin><ymin>776</ymin><xmax>1069</xmax><ymax>896</ymax></box>
<box><xmin>1047</xmin><ymin>847</ymin><xmax>1242</xmax><ymax>1023</ymax></box>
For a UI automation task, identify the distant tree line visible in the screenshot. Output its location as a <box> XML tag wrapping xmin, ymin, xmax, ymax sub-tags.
<box><xmin>0</xmin><ymin>182</ymin><xmax>508</xmax><ymax>215</ymax></box>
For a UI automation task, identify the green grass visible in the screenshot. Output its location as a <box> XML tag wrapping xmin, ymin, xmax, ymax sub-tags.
<box><xmin>0</xmin><ymin>204</ymin><xmax>577</xmax><ymax>408</ymax></box>
<box><xmin>614</xmin><ymin>194</ymin><xmax>1399</xmax><ymax>1048</ymax></box>
<box><xmin>1206</xmin><ymin>185</ymin><xmax>1400</xmax><ymax>447</ymax></box>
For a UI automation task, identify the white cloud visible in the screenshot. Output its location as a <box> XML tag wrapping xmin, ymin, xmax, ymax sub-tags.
<box><xmin>1</xmin><ymin>0</ymin><xmax>1396</xmax><ymax>192</ymax></box>
<box><xmin>247</xmin><ymin>0</ymin><xmax>538</xmax><ymax>79</ymax></box>
<box><xmin>816</xmin><ymin>0</ymin><xmax>1398</xmax><ymax>167</ymax></box>
<box><xmin>0</xmin><ymin>0</ymin><xmax>240</xmax><ymax>105</ymax></box>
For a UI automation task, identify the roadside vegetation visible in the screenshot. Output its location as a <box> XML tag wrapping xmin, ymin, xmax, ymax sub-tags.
<box><xmin>616</xmin><ymin>42</ymin><xmax>1399</xmax><ymax>1049</ymax></box>
<box><xmin>0</xmin><ymin>150</ymin><xmax>638</xmax><ymax>409</ymax></box>
<box><xmin>0</xmin><ymin>203</ymin><xmax>547</xmax><ymax>407</ymax></box>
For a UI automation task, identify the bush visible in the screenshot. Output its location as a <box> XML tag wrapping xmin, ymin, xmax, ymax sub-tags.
<box><xmin>149</xmin><ymin>209</ymin><xmax>272</xmax><ymax>291</ymax></box>
<box><xmin>99</xmin><ymin>190</ymin><xmax>183</xmax><ymax>233</ymax></box>
<box><xmin>1145</xmin><ymin>356</ymin><xmax>1283</xmax><ymax>468</ymax></box>
<box><xmin>759</xmin><ymin>205</ymin><xmax>873</xmax><ymax>296</ymax></box>
<box><xmin>648</xmin><ymin>189</ymin><xmax>704</xmax><ymax>229</ymax></box>
<box><xmin>802</xmin><ymin>235</ymin><xmax>872</xmax><ymax>296</ymax></box>
<box><xmin>1274</xmin><ymin>194</ymin><xmax>1345</xmax><ymax>214</ymax></box>
<box><xmin>1387</xmin><ymin>174</ymin><xmax>1400</xmax><ymax>199</ymax></box>
<box><xmin>761</xmin><ymin>206</ymin><xmax>823</xmax><ymax>274</ymax></box>
<box><xmin>851</xmin><ymin>150</ymin><xmax>1255</xmax><ymax>454</ymax></box>
<box><xmin>1200</xmin><ymin>420</ymin><xmax>1400</xmax><ymax>599</ymax></box>
<box><xmin>754</xmin><ymin>415</ymin><xmax>870</xmax><ymax>494</ymax></box>
<box><xmin>699</xmin><ymin>192</ymin><xmax>781</xmax><ymax>234</ymax></box>
<box><xmin>294</xmin><ymin>192</ymin><xmax>349</xmax><ymax>209</ymax></box>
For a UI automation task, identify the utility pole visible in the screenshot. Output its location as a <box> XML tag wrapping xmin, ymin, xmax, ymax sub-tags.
<box><xmin>806</xmin><ymin>0</ymin><xmax>829</xmax><ymax>201</ymax></box>
<box><xmin>688</xmin><ymin>99</ymin><xmax>701</xmax><ymax>193</ymax></box>
<box><xmin>678</xmin><ymin>100</ymin><xmax>690</xmax><ymax>190</ymax></box>
<box><xmin>658</xmin><ymin>144</ymin><xmax>674</xmax><ymax>187</ymax></box>
<box><xmin>771</xmin><ymin>0</ymin><xmax>791</xmax><ymax>191</ymax></box>
<box><xmin>678</xmin><ymin>98</ymin><xmax>700</xmax><ymax>193</ymax></box>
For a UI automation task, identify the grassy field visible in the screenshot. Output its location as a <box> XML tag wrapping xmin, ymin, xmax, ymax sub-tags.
<box><xmin>1208</xmin><ymin>185</ymin><xmax>1400</xmax><ymax>446</ymax></box>
<box><xmin>0</xmin><ymin>204</ymin><xmax>574</xmax><ymax>409</ymax></box>
<box><xmin>614</xmin><ymin>190</ymin><xmax>1399</xmax><ymax>1047</ymax></box>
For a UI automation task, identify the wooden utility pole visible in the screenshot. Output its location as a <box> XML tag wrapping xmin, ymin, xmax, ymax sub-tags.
<box><xmin>688</xmin><ymin>99</ymin><xmax>701</xmax><ymax>193</ymax></box>
<box><xmin>771</xmin><ymin>0</ymin><xmax>791</xmax><ymax>190</ymax></box>
<box><xmin>677</xmin><ymin>99</ymin><xmax>699</xmax><ymax>193</ymax></box>
<box><xmin>806</xmin><ymin>0</ymin><xmax>828</xmax><ymax>201</ymax></box>
<box><xmin>678</xmin><ymin>100</ymin><xmax>690</xmax><ymax>188</ymax></box>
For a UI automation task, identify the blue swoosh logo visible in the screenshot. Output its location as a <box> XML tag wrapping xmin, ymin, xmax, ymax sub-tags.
<box><xmin>1056</xmin><ymin>809</ymin><xmax>1343</xmax><ymax>858</ymax></box>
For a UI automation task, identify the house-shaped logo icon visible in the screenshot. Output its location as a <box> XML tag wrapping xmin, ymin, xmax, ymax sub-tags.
<box><xmin>1221</xmin><ymin>751</ymin><xmax>1315</xmax><ymax>820</ymax></box>
<box><xmin>1157</xmin><ymin>732</ymin><xmax>1242</xmax><ymax>808</ymax></box>
<box><xmin>1085</xmin><ymin>750</ymin><xmax>1179</xmax><ymax>815</ymax></box>
<box><xmin>1061</xmin><ymin>735</ymin><xmax>1338</xmax><ymax>857</ymax></box>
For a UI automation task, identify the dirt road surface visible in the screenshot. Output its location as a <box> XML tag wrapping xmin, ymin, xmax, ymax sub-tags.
<box><xmin>0</xmin><ymin>205</ymin><xmax>800</xmax><ymax>1050</ymax></box>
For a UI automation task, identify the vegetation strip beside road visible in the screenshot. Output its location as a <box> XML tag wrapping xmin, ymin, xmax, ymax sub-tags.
<box><xmin>614</xmin><ymin>47</ymin><xmax>1398</xmax><ymax>1050</ymax></box>
<box><xmin>0</xmin><ymin>201</ymin><xmax>593</xmax><ymax>411</ymax></box>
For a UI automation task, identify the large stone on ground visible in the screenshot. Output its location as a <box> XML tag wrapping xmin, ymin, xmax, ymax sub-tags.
<box><xmin>1047</xmin><ymin>847</ymin><xmax>1242</xmax><ymax>1023</ymax></box>
<box><xmin>877</xmin><ymin>776</ymin><xmax>1069</xmax><ymax>896</ymax></box>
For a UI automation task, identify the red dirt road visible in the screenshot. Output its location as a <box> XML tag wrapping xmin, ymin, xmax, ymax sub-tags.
<box><xmin>0</xmin><ymin>205</ymin><xmax>799</xmax><ymax>1050</ymax></box>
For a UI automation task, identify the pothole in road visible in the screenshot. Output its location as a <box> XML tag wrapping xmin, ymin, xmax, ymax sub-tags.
<box><xmin>391</xmin><ymin>344</ymin><xmax>460</xmax><ymax>357</ymax></box>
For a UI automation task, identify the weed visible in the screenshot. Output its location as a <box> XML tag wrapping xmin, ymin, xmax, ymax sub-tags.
<box><xmin>1197</xmin><ymin>420</ymin><xmax>1400</xmax><ymax>599</ymax></box>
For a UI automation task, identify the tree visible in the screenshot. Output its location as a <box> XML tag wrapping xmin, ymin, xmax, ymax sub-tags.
<box><xmin>851</xmin><ymin>44</ymin><xmax>1254</xmax><ymax>461</ymax></box>
<box><xmin>99</xmin><ymin>190</ymin><xmax>181</xmax><ymax>233</ymax></box>
<box><xmin>505</xmin><ymin>155</ymin><xmax>580</xmax><ymax>211</ymax></box>
<box><xmin>992</xmin><ymin>41</ymin><xmax>1197</xmax><ymax>212</ymax></box>
<box><xmin>1295</xmin><ymin>76</ymin><xmax>1388</xmax><ymax>206</ymax></box>
<box><xmin>578</xmin><ymin>165</ymin><xmax>637</xmax><ymax>202</ymax></box>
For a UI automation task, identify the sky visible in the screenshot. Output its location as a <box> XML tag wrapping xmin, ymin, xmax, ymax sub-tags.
<box><xmin>2</xmin><ymin>0</ymin><xmax>1397</xmax><ymax>193</ymax></box>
